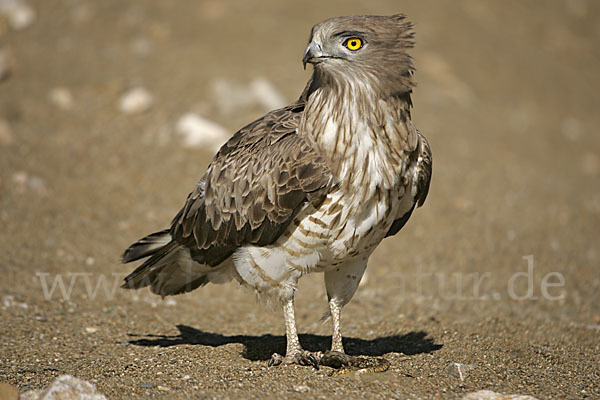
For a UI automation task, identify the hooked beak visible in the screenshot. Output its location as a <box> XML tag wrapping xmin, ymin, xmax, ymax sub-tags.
<box><xmin>302</xmin><ymin>41</ymin><xmax>323</xmax><ymax>70</ymax></box>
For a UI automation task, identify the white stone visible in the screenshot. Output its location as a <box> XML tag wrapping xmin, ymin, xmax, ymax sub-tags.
<box><xmin>12</xmin><ymin>171</ymin><xmax>47</xmax><ymax>194</ymax></box>
<box><xmin>446</xmin><ymin>362</ymin><xmax>474</xmax><ymax>381</ymax></box>
<box><xmin>21</xmin><ymin>375</ymin><xmax>107</xmax><ymax>400</ymax></box>
<box><xmin>210</xmin><ymin>77</ymin><xmax>285</xmax><ymax>115</ymax></box>
<box><xmin>3</xmin><ymin>295</ymin><xmax>28</xmax><ymax>309</ymax></box>
<box><xmin>118</xmin><ymin>87</ymin><xmax>153</xmax><ymax>114</ymax></box>
<box><xmin>175</xmin><ymin>113</ymin><xmax>229</xmax><ymax>152</ymax></box>
<box><xmin>462</xmin><ymin>390</ymin><xmax>539</xmax><ymax>400</ymax></box>
<box><xmin>0</xmin><ymin>0</ymin><xmax>36</xmax><ymax>30</ymax></box>
<box><xmin>249</xmin><ymin>77</ymin><xmax>286</xmax><ymax>110</ymax></box>
<box><xmin>293</xmin><ymin>385</ymin><xmax>310</xmax><ymax>393</ymax></box>
<box><xmin>48</xmin><ymin>87</ymin><xmax>74</xmax><ymax>110</ymax></box>
<box><xmin>165</xmin><ymin>298</ymin><xmax>177</xmax><ymax>306</ymax></box>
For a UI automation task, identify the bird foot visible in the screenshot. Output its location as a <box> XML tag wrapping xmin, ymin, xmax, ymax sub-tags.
<box><xmin>268</xmin><ymin>350</ymin><xmax>322</xmax><ymax>369</ymax></box>
<box><xmin>319</xmin><ymin>351</ymin><xmax>390</xmax><ymax>375</ymax></box>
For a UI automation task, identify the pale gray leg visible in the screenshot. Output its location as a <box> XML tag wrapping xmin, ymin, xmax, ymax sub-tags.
<box><xmin>324</xmin><ymin>259</ymin><xmax>367</xmax><ymax>353</ymax></box>
<box><xmin>283</xmin><ymin>297</ymin><xmax>301</xmax><ymax>356</ymax></box>
<box><xmin>268</xmin><ymin>297</ymin><xmax>320</xmax><ymax>368</ymax></box>
<box><xmin>329</xmin><ymin>298</ymin><xmax>345</xmax><ymax>353</ymax></box>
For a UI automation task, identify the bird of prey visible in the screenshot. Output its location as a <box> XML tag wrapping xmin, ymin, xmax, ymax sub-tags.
<box><xmin>122</xmin><ymin>14</ymin><xmax>432</xmax><ymax>368</ymax></box>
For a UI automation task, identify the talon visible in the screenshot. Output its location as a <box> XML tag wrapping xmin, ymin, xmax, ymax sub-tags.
<box><xmin>305</xmin><ymin>353</ymin><xmax>319</xmax><ymax>370</ymax></box>
<box><xmin>269</xmin><ymin>350</ymin><xmax>322</xmax><ymax>369</ymax></box>
<box><xmin>268</xmin><ymin>353</ymin><xmax>284</xmax><ymax>367</ymax></box>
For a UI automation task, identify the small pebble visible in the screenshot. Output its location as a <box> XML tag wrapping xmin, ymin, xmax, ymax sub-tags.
<box><xmin>446</xmin><ymin>362</ymin><xmax>473</xmax><ymax>381</ymax></box>
<box><xmin>140</xmin><ymin>382</ymin><xmax>154</xmax><ymax>389</ymax></box>
<box><xmin>118</xmin><ymin>87</ymin><xmax>153</xmax><ymax>114</ymax></box>
<box><xmin>0</xmin><ymin>0</ymin><xmax>36</xmax><ymax>30</ymax></box>
<box><xmin>34</xmin><ymin>314</ymin><xmax>47</xmax><ymax>322</ymax></box>
<box><xmin>48</xmin><ymin>87</ymin><xmax>74</xmax><ymax>110</ymax></box>
<box><xmin>85</xmin><ymin>327</ymin><xmax>98</xmax><ymax>334</ymax></box>
<box><xmin>249</xmin><ymin>77</ymin><xmax>286</xmax><ymax>110</ymax></box>
<box><xmin>3</xmin><ymin>295</ymin><xmax>28</xmax><ymax>309</ymax></box>
<box><xmin>293</xmin><ymin>385</ymin><xmax>310</xmax><ymax>393</ymax></box>
<box><xmin>175</xmin><ymin>112</ymin><xmax>229</xmax><ymax>151</ymax></box>
<box><xmin>165</xmin><ymin>298</ymin><xmax>177</xmax><ymax>306</ymax></box>
<box><xmin>20</xmin><ymin>375</ymin><xmax>107</xmax><ymax>399</ymax></box>
<box><xmin>462</xmin><ymin>390</ymin><xmax>538</xmax><ymax>400</ymax></box>
<box><xmin>210</xmin><ymin>77</ymin><xmax>285</xmax><ymax>115</ymax></box>
<box><xmin>12</xmin><ymin>171</ymin><xmax>47</xmax><ymax>194</ymax></box>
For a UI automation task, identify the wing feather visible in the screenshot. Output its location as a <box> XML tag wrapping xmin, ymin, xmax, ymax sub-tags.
<box><xmin>170</xmin><ymin>101</ymin><xmax>332</xmax><ymax>266</ymax></box>
<box><xmin>385</xmin><ymin>130</ymin><xmax>432</xmax><ymax>237</ymax></box>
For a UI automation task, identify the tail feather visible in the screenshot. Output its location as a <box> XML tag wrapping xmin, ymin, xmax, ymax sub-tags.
<box><xmin>121</xmin><ymin>240</ymin><xmax>179</xmax><ymax>290</ymax></box>
<box><xmin>121</xmin><ymin>229</ymin><xmax>171</xmax><ymax>263</ymax></box>
<box><xmin>121</xmin><ymin>230</ymin><xmax>232</xmax><ymax>297</ymax></box>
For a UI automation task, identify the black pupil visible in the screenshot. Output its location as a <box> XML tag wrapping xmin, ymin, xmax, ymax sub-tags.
<box><xmin>351</xmin><ymin>40</ymin><xmax>357</xmax><ymax>47</ymax></box>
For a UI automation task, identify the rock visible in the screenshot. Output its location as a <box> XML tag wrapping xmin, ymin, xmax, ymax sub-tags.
<box><xmin>12</xmin><ymin>171</ymin><xmax>47</xmax><ymax>195</ymax></box>
<box><xmin>118</xmin><ymin>87</ymin><xmax>153</xmax><ymax>114</ymax></box>
<box><xmin>19</xmin><ymin>389</ymin><xmax>42</xmax><ymax>400</ymax></box>
<box><xmin>249</xmin><ymin>77</ymin><xmax>286</xmax><ymax>110</ymax></box>
<box><xmin>293</xmin><ymin>385</ymin><xmax>310</xmax><ymax>393</ymax></box>
<box><xmin>0</xmin><ymin>382</ymin><xmax>18</xmax><ymax>400</ymax></box>
<box><xmin>462</xmin><ymin>390</ymin><xmax>539</xmax><ymax>400</ymax></box>
<box><xmin>175</xmin><ymin>112</ymin><xmax>229</xmax><ymax>152</ymax></box>
<box><xmin>0</xmin><ymin>119</ymin><xmax>14</xmax><ymax>145</ymax></box>
<box><xmin>20</xmin><ymin>375</ymin><xmax>107</xmax><ymax>400</ymax></box>
<box><xmin>446</xmin><ymin>362</ymin><xmax>474</xmax><ymax>381</ymax></box>
<box><xmin>85</xmin><ymin>326</ymin><xmax>98</xmax><ymax>334</ymax></box>
<box><xmin>210</xmin><ymin>77</ymin><xmax>285</xmax><ymax>115</ymax></box>
<box><xmin>2</xmin><ymin>295</ymin><xmax>27</xmax><ymax>309</ymax></box>
<box><xmin>48</xmin><ymin>87</ymin><xmax>74</xmax><ymax>110</ymax></box>
<box><xmin>0</xmin><ymin>0</ymin><xmax>36</xmax><ymax>30</ymax></box>
<box><xmin>0</xmin><ymin>46</ymin><xmax>14</xmax><ymax>82</ymax></box>
<box><xmin>165</xmin><ymin>298</ymin><xmax>177</xmax><ymax>306</ymax></box>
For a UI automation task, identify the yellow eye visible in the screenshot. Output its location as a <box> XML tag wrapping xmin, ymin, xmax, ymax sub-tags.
<box><xmin>344</xmin><ymin>37</ymin><xmax>363</xmax><ymax>51</ymax></box>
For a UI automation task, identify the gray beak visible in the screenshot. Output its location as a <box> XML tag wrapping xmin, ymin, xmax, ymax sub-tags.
<box><xmin>302</xmin><ymin>41</ymin><xmax>323</xmax><ymax>69</ymax></box>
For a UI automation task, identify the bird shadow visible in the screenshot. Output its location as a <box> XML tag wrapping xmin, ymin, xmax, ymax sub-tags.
<box><xmin>127</xmin><ymin>324</ymin><xmax>442</xmax><ymax>361</ymax></box>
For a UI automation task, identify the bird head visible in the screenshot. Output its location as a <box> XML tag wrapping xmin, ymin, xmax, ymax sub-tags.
<box><xmin>303</xmin><ymin>15</ymin><xmax>415</xmax><ymax>94</ymax></box>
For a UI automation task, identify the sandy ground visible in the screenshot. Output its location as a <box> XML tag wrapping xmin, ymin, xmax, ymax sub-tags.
<box><xmin>1</xmin><ymin>0</ymin><xmax>599</xmax><ymax>398</ymax></box>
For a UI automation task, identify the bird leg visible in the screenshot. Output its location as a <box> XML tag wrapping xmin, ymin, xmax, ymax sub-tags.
<box><xmin>319</xmin><ymin>299</ymin><xmax>391</xmax><ymax>374</ymax></box>
<box><xmin>268</xmin><ymin>297</ymin><xmax>320</xmax><ymax>369</ymax></box>
<box><xmin>329</xmin><ymin>298</ymin><xmax>345</xmax><ymax>353</ymax></box>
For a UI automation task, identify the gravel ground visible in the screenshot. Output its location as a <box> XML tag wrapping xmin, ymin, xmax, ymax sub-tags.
<box><xmin>1</xmin><ymin>0</ymin><xmax>599</xmax><ymax>399</ymax></box>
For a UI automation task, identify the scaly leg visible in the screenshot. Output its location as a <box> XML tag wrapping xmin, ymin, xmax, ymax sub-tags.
<box><xmin>268</xmin><ymin>297</ymin><xmax>320</xmax><ymax>368</ymax></box>
<box><xmin>329</xmin><ymin>298</ymin><xmax>345</xmax><ymax>353</ymax></box>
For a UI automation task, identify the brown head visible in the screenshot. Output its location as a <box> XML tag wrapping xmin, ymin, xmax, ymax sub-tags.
<box><xmin>302</xmin><ymin>14</ymin><xmax>415</xmax><ymax>96</ymax></box>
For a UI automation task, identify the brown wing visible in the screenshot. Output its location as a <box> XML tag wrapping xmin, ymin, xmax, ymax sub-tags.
<box><xmin>385</xmin><ymin>130</ymin><xmax>432</xmax><ymax>237</ymax></box>
<box><xmin>170</xmin><ymin>100</ymin><xmax>332</xmax><ymax>267</ymax></box>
